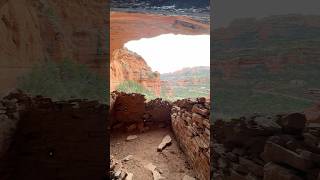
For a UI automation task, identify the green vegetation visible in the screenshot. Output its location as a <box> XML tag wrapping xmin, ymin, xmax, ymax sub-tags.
<box><xmin>116</xmin><ymin>80</ymin><xmax>156</xmax><ymax>100</ymax></box>
<box><xmin>213</xmin><ymin>63</ymin><xmax>320</xmax><ymax>119</ymax></box>
<box><xmin>212</xmin><ymin>16</ymin><xmax>320</xmax><ymax>61</ymax></box>
<box><xmin>161</xmin><ymin>66</ymin><xmax>210</xmax><ymax>100</ymax></box>
<box><xmin>17</xmin><ymin>59</ymin><xmax>108</xmax><ymax>103</ymax></box>
<box><xmin>46</xmin><ymin>7</ymin><xmax>56</xmax><ymax>20</ymax></box>
<box><xmin>212</xmin><ymin>16</ymin><xmax>320</xmax><ymax>120</ymax></box>
<box><xmin>147</xmin><ymin>72</ymin><xmax>159</xmax><ymax>79</ymax></box>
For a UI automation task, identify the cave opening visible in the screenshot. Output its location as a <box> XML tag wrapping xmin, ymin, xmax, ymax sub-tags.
<box><xmin>110</xmin><ymin>33</ymin><xmax>210</xmax><ymax>179</ymax></box>
<box><xmin>122</xmin><ymin>33</ymin><xmax>210</xmax><ymax>101</ymax></box>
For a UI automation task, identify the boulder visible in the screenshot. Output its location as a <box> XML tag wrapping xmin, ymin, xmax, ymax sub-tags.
<box><xmin>261</xmin><ymin>141</ymin><xmax>313</xmax><ymax>172</ymax></box>
<box><xmin>239</xmin><ymin>157</ymin><xmax>264</xmax><ymax>177</ymax></box>
<box><xmin>126</xmin><ymin>135</ymin><xmax>138</xmax><ymax>141</ymax></box>
<box><xmin>264</xmin><ymin>162</ymin><xmax>303</xmax><ymax>180</ymax></box>
<box><xmin>278</xmin><ymin>113</ymin><xmax>306</xmax><ymax>134</ymax></box>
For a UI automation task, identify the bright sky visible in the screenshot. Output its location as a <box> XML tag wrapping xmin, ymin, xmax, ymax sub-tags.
<box><xmin>124</xmin><ymin>34</ymin><xmax>210</xmax><ymax>74</ymax></box>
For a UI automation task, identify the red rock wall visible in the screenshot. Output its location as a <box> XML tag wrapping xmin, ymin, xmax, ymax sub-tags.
<box><xmin>171</xmin><ymin>98</ymin><xmax>210</xmax><ymax>180</ymax></box>
<box><xmin>110</xmin><ymin>48</ymin><xmax>161</xmax><ymax>95</ymax></box>
<box><xmin>110</xmin><ymin>12</ymin><xmax>210</xmax><ymax>54</ymax></box>
<box><xmin>0</xmin><ymin>0</ymin><xmax>108</xmax><ymax>96</ymax></box>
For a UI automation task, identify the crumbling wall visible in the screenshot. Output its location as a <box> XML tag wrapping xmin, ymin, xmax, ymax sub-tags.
<box><xmin>212</xmin><ymin>113</ymin><xmax>320</xmax><ymax>180</ymax></box>
<box><xmin>0</xmin><ymin>90</ymin><xmax>107</xmax><ymax>180</ymax></box>
<box><xmin>111</xmin><ymin>92</ymin><xmax>146</xmax><ymax>127</ymax></box>
<box><xmin>145</xmin><ymin>98</ymin><xmax>172</xmax><ymax>124</ymax></box>
<box><xmin>110</xmin><ymin>92</ymin><xmax>172</xmax><ymax>131</ymax></box>
<box><xmin>171</xmin><ymin>98</ymin><xmax>210</xmax><ymax>180</ymax></box>
<box><xmin>0</xmin><ymin>93</ymin><xmax>19</xmax><ymax>158</ymax></box>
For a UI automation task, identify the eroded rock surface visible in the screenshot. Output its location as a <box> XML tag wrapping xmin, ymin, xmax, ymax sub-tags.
<box><xmin>0</xmin><ymin>0</ymin><xmax>108</xmax><ymax>95</ymax></box>
<box><xmin>212</xmin><ymin>112</ymin><xmax>320</xmax><ymax>180</ymax></box>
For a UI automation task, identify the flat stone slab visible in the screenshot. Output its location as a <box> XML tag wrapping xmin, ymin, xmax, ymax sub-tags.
<box><xmin>157</xmin><ymin>135</ymin><xmax>172</xmax><ymax>152</ymax></box>
<box><xmin>126</xmin><ymin>135</ymin><xmax>138</xmax><ymax>141</ymax></box>
<box><xmin>144</xmin><ymin>163</ymin><xmax>165</xmax><ymax>180</ymax></box>
<box><xmin>144</xmin><ymin>163</ymin><xmax>156</xmax><ymax>171</ymax></box>
<box><xmin>262</xmin><ymin>141</ymin><xmax>313</xmax><ymax>172</ymax></box>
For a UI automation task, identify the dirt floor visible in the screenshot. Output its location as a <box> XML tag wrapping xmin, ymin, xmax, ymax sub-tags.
<box><xmin>110</xmin><ymin>126</ymin><xmax>195</xmax><ymax>180</ymax></box>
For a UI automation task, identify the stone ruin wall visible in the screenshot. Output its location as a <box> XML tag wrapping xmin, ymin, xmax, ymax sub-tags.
<box><xmin>110</xmin><ymin>92</ymin><xmax>211</xmax><ymax>180</ymax></box>
<box><xmin>212</xmin><ymin>113</ymin><xmax>320</xmax><ymax>180</ymax></box>
<box><xmin>110</xmin><ymin>92</ymin><xmax>172</xmax><ymax>130</ymax></box>
<box><xmin>0</xmin><ymin>90</ymin><xmax>107</xmax><ymax>180</ymax></box>
<box><xmin>171</xmin><ymin>98</ymin><xmax>211</xmax><ymax>180</ymax></box>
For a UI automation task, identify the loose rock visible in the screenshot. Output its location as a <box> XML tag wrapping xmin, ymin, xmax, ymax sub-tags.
<box><xmin>126</xmin><ymin>135</ymin><xmax>138</xmax><ymax>141</ymax></box>
<box><xmin>157</xmin><ymin>135</ymin><xmax>172</xmax><ymax>151</ymax></box>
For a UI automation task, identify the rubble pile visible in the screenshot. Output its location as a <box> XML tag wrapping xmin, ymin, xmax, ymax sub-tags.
<box><xmin>171</xmin><ymin>97</ymin><xmax>210</xmax><ymax>180</ymax></box>
<box><xmin>110</xmin><ymin>156</ymin><xmax>132</xmax><ymax>180</ymax></box>
<box><xmin>212</xmin><ymin>113</ymin><xmax>320</xmax><ymax>180</ymax></box>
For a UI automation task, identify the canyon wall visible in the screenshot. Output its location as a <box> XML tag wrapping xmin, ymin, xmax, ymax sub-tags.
<box><xmin>212</xmin><ymin>15</ymin><xmax>320</xmax><ymax>78</ymax></box>
<box><xmin>0</xmin><ymin>90</ymin><xmax>107</xmax><ymax>180</ymax></box>
<box><xmin>212</xmin><ymin>113</ymin><xmax>320</xmax><ymax>180</ymax></box>
<box><xmin>171</xmin><ymin>98</ymin><xmax>210</xmax><ymax>180</ymax></box>
<box><xmin>0</xmin><ymin>0</ymin><xmax>108</xmax><ymax>96</ymax></box>
<box><xmin>110</xmin><ymin>48</ymin><xmax>161</xmax><ymax>95</ymax></box>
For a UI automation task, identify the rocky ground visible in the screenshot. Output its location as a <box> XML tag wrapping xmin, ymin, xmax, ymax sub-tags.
<box><xmin>110</xmin><ymin>125</ymin><xmax>195</xmax><ymax>180</ymax></box>
<box><xmin>212</xmin><ymin>113</ymin><xmax>320</xmax><ymax>180</ymax></box>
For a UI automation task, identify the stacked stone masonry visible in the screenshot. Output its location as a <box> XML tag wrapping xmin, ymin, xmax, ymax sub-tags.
<box><xmin>212</xmin><ymin>113</ymin><xmax>320</xmax><ymax>180</ymax></box>
<box><xmin>110</xmin><ymin>91</ymin><xmax>172</xmax><ymax>129</ymax></box>
<box><xmin>0</xmin><ymin>90</ymin><xmax>107</xmax><ymax>180</ymax></box>
<box><xmin>171</xmin><ymin>98</ymin><xmax>210</xmax><ymax>180</ymax></box>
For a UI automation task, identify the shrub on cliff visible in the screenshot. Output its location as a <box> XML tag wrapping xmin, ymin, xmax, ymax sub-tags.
<box><xmin>17</xmin><ymin>59</ymin><xmax>108</xmax><ymax>103</ymax></box>
<box><xmin>116</xmin><ymin>80</ymin><xmax>156</xmax><ymax>100</ymax></box>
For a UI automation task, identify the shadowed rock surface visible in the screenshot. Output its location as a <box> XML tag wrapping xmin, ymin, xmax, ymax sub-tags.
<box><xmin>212</xmin><ymin>113</ymin><xmax>320</xmax><ymax>180</ymax></box>
<box><xmin>0</xmin><ymin>90</ymin><xmax>107</xmax><ymax>180</ymax></box>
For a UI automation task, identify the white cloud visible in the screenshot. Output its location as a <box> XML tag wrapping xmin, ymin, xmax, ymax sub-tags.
<box><xmin>124</xmin><ymin>34</ymin><xmax>210</xmax><ymax>74</ymax></box>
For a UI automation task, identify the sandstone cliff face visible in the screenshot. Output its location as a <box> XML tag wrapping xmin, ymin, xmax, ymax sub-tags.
<box><xmin>110</xmin><ymin>12</ymin><xmax>209</xmax><ymax>53</ymax></box>
<box><xmin>0</xmin><ymin>0</ymin><xmax>108</xmax><ymax>96</ymax></box>
<box><xmin>110</xmin><ymin>48</ymin><xmax>160</xmax><ymax>95</ymax></box>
